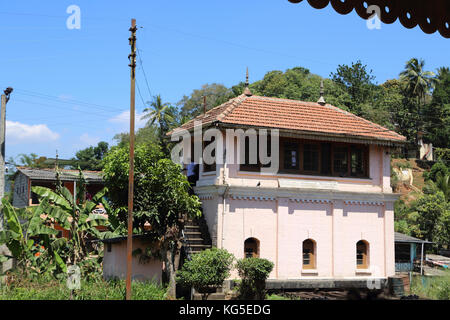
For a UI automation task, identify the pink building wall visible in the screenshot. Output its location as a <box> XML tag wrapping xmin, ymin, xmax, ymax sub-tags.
<box><xmin>103</xmin><ymin>239</ymin><xmax>163</xmax><ymax>283</ymax></box>
<box><xmin>194</xmin><ymin>134</ymin><xmax>398</xmax><ymax>280</ymax></box>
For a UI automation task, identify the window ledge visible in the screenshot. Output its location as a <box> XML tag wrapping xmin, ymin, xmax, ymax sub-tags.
<box><xmin>301</xmin><ymin>269</ymin><xmax>318</xmax><ymax>275</ymax></box>
<box><xmin>201</xmin><ymin>172</ymin><xmax>216</xmax><ymax>176</ymax></box>
<box><xmin>355</xmin><ymin>269</ymin><xmax>372</xmax><ymax>275</ymax></box>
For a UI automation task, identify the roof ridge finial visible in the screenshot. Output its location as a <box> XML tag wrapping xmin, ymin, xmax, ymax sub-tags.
<box><xmin>317</xmin><ymin>79</ymin><xmax>325</xmax><ymax>105</ymax></box>
<box><xmin>243</xmin><ymin>67</ymin><xmax>252</xmax><ymax>96</ymax></box>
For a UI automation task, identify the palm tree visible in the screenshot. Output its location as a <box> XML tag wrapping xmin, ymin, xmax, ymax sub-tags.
<box><xmin>400</xmin><ymin>59</ymin><xmax>437</xmax><ymax>156</ymax></box>
<box><xmin>141</xmin><ymin>95</ymin><xmax>175</xmax><ymax>154</ymax></box>
<box><xmin>400</xmin><ymin>58</ymin><xmax>436</xmax><ymax>106</ymax></box>
<box><xmin>437</xmin><ymin>66</ymin><xmax>450</xmax><ymax>79</ymax></box>
<box><xmin>436</xmin><ymin>173</ymin><xmax>450</xmax><ymax>201</ymax></box>
<box><xmin>141</xmin><ymin>95</ymin><xmax>174</xmax><ymax>127</ymax></box>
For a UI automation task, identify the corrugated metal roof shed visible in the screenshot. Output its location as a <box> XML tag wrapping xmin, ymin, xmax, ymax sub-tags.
<box><xmin>395</xmin><ymin>232</ymin><xmax>433</xmax><ymax>244</ymax></box>
<box><xmin>16</xmin><ymin>167</ymin><xmax>103</xmax><ymax>183</ymax></box>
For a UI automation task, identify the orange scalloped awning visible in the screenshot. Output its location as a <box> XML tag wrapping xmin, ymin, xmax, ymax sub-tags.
<box><xmin>288</xmin><ymin>0</ymin><xmax>450</xmax><ymax>38</ymax></box>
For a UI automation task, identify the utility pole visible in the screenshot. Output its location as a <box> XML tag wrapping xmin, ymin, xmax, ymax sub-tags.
<box><xmin>126</xmin><ymin>19</ymin><xmax>137</xmax><ymax>301</ymax></box>
<box><xmin>0</xmin><ymin>87</ymin><xmax>12</xmax><ymax>201</ymax></box>
<box><xmin>0</xmin><ymin>87</ymin><xmax>12</xmax><ymax>272</ymax></box>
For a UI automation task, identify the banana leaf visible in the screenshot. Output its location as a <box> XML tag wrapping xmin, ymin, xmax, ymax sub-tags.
<box><xmin>31</xmin><ymin>186</ymin><xmax>72</xmax><ymax>212</ymax></box>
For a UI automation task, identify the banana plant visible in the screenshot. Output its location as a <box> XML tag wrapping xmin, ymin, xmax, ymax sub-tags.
<box><xmin>31</xmin><ymin>183</ymin><xmax>118</xmax><ymax>267</ymax></box>
<box><xmin>0</xmin><ymin>197</ymin><xmax>66</xmax><ymax>275</ymax></box>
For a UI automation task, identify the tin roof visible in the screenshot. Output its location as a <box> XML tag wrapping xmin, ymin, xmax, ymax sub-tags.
<box><xmin>16</xmin><ymin>167</ymin><xmax>103</xmax><ymax>183</ymax></box>
<box><xmin>395</xmin><ymin>232</ymin><xmax>433</xmax><ymax>244</ymax></box>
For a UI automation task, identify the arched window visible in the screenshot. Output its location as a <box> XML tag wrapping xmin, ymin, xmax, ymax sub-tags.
<box><xmin>244</xmin><ymin>238</ymin><xmax>259</xmax><ymax>258</ymax></box>
<box><xmin>356</xmin><ymin>240</ymin><xmax>369</xmax><ymax>269</ymax></box>
<box><xmin>302</xmin><ymin>239</ymin><xmax>316</xmax><ymax>269</ymax></box>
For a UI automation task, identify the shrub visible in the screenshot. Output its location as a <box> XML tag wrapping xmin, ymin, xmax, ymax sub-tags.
<box><xmin>176</xmin><ymin>248</ymin><xmax>234</xmax><ymax>300</ymax></box>
<box><xmin>435</xmin><ymin>148</ymin><xmax>450</xmax><ymax>164</ymax></box>
<box><xmin>236</xmin><ymin>257</ymin><xmax>274</xmax><ymax>300</ymax></box>
<box><xmin>423</xmin><ymin>161</ymin><xmax>449</xmax><ymax>182</ymax></box>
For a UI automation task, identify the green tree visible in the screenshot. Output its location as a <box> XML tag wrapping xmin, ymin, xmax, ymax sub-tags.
<box><xmin>176</xmin><ymin>248</ymin><xmax>234</xmax><ymax>300</ymax></box>
<box><xmin>423</xmin><ymin>66</ymin><xmax>450</xmax><ymax>148</ymax></box>
<box><xmin>113</xmin><ymin>125</ymin><xmax>160</xmax><ymax>149</ymax></box>
<box><xmin>141</xmin><ymin>95</ymin><xmax>176</xmax><ymax>156</ymax></box>
<box><xmin>400</xmin><ymin>58</ymin><xmax>436</xmax><ymax>141</ymax></box>
<box><xmin>231</xmin><ymin>67</ymin><xmax>351</xmax><ymax>112</ymax></box>
<box><xmin>72</xmin><ymin>141</ymin><xmax>109</xmax><ymax>171</ymax></box>
<box><xmin>330</xmin><ymin>60</ymin><xmax>376</xmax><ymax>115</ymax></box>
<box><xmin>8</xmin><ymin>153</ymin><xmax>51</xmax><ymax>168</ymax></box>
<box><xmin>400</xmin><ymin>58</ymin><xmax>436</xmax><ymax>107</ymax></box>
<box><xmin>102</xmin><ymin>145</ymin><xmax>202</xmax><ymax>298</ymax></box>
<box><xmin>236</xmin><ymin>257</ymin><xmax>274</xmax><ymax>300</ymax></box>
<box><xmin>178</xmin><ymin>83</ymin><xmax>233</xmax><ymax>119</ymax></box>
<box><xmin>412</xmin><ymin>192</ymin><xmax>450</xmax><ymax>248</ymax></box>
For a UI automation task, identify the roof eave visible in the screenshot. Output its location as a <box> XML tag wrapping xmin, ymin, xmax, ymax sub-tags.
<box><xmin>216</xmin><ymin>122</ymin><xmax>407</xmax><ymax>146</ymax></box>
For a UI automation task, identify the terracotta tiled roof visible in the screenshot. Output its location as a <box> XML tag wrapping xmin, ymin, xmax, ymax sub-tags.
<box><xmin>170</xmin><ymin>94</ymin><xmax>406</xmax><ymax>144</ymax></box>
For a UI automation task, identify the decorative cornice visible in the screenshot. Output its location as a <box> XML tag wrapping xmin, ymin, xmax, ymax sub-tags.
<box><xmin>231</xmin><ymin>195</ymin><xmax>276</xmax><ymax>201</ymax></box>
<box><xmin>198</xmin><ymin>195</ymin><xmax>214</xmax><ymax>200</ymax></box>
<box><xmin>344</xmin><ymin>200</ymin><xmax>384</xmax><ymax>206</ymax></box>
<box><xmin>193</xmin><ymin>185</ymin><xmax>400</xmax><ymax>203</ymax></box>
<box><xmin>289</xmin><ymin>198</ymin><xmax>331</xmax><ymax>204</ymax></box>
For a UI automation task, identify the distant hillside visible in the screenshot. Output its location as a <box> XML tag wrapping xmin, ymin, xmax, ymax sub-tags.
<box><xmin>391</xmin><ymin>158</ymin><xmax>429</xmax><ymax>204</ymax></box>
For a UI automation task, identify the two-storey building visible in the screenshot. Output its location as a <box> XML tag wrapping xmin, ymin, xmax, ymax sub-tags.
<box><xmin>170</xmin><ymin>83</ymin><xmax>406</xmax><ymax>287</ymax></box>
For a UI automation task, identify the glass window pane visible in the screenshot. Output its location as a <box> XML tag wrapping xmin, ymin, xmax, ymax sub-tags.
<box><xmin>351</xmin><ymin>146</ymin><xmax>365</xmax><ymax>176</ymax></box>
<box><xmin>333</xmin><ymin>146</ymin><xmax>348</xmax><ymax>175</ymax></box>
<box><xmin>283</xmin><ymin>142</ymin><xmax>299</xmax><ymax>170</ymax></box>
<box><xmin>303</xmin><ymin>144</ymin><xmax>319</xmax><ymax>172</ymax></box>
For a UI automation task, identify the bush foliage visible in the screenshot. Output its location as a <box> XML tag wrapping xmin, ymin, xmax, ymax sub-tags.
<box><xmin>176</xmin><ymin>248</ymin><xmax>234</xmax><ymax>300</ymax></box>
<box><xmin>236</xmin><ymin>257</ymin><xmax>274</xmax><ymax>300</ymax></box>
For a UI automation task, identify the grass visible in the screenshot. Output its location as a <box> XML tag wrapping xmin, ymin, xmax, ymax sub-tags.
<box><xmin>265</xmin><ymin>293</ymin><xmax>300</xmax><ymax>300</ymax></box>
<box><xmin>0</xmin><ymin>275</ymin><xmax>167</xmax><ymax>300</ymax></box>
<box><xmin>410</xmin><ymin>271</ymin><xmax>450</xmax><ymax>300</ymax></box>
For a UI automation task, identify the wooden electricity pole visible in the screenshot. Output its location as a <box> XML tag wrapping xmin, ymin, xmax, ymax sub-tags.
<box><xmin>126</xmin><ymin>18</ymin><xmax>137</xmax><ymax>301</ymax></box>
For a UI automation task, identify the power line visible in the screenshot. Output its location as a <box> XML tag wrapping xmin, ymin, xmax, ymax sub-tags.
<box><xmin>136</xmin><ymin>47</ymin><xmax>152</xmax><ymax>99</ymax></box>
<box><xmin>12</xmin><ymin>98</ymin><xmax>121</xmax><ymax>119</ymax></box>
<box><xmin>136</xmin><ymin>81</ymin><xmax>147</xmax><ymax>108</ymax></box>
<box><xmin>13</xmin><ymin>88</ymin><xmax>124</xmax><ymax>112</ymax></box>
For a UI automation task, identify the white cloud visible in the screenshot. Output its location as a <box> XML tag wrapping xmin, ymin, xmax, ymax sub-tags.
<box><xmin>108</xmin><ymin>110</ymin><xmax>147</xmax><ymax>130</ymax></box>
<box><xmin>6</xmin><ymin>120</ymin><xmax>59</xmax><ymax>145</ymax></box>
<box><xmin>79</xmin><ymin>133</ymin><xmax>101</xmax><ymax>146</ymax></box>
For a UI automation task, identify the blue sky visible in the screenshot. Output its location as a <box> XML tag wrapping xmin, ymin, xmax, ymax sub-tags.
<box><xmin>0</xmin><ymin>0</ymin><xmax>448</xmax><ymax>163</ymax></box>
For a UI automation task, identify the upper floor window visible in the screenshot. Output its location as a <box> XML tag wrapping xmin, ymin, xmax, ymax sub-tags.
<box><xmin>333</xmin><ymin>146</ymin><xmax>349</xmax><ymax>176</ymax></box>
<box><xmin>240</xmin><ymin>134</ymin><xmax>273</xmax><ymax>172</ymax></box>
<box><xmin>240</xmin><ymin>136</ymin><xmax>260</xmax><ymax>172</ymax></box>
<box><xmin>235</xmin><ymin>133</ymin><xmax>370</xmax><ymax>179</ymax></box>
<box><xmin>303</xmin><ymin>144</ymin><xmax>320</xmax><ymax>173</ymax></box>
<box><xmin>282</xmin><ymin>142</ymin><xmax>299</xmax><ymax>172</ymax></box>
<box><xmin>203</xmin><ymin>137</ymin><xmax>216</xmax><ymax>172</ymax></box>
<box><xmin>351</xmin><ymin>146</ymin><xmax>366</xmax><ymax>177</ymax></box>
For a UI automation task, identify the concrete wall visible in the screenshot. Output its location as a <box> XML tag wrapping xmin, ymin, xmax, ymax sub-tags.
<box><xmin>12</xmin><ymin>172</ymin><xmax>29</xmax><ymax>208</ymax></box>
<box><xmin>197</xmin><ymin>137</ymin><xmax>392</xmax><ymax>195</ymax></box>
<box><xmin>215</xmin><ymin>196</ymin><xmax>395</xmax><ymax>280</ymax></box>
<box><xmin>191</xmin><ymin>133</ymin><xmax>397</xmax><ymax>281</ymax></box>
<box><xmin>103</xmin><ymin>239</ymin><xmax>163</xmax><ymax>283</ymax></box>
